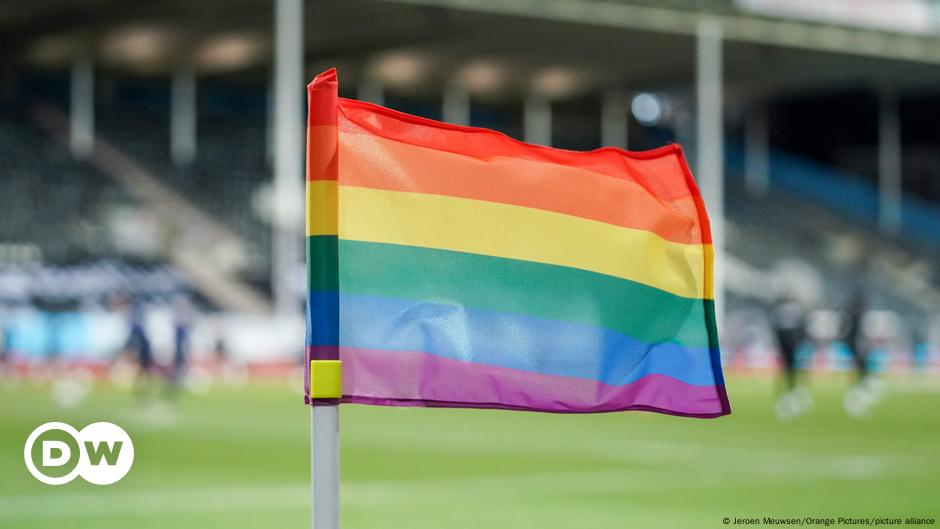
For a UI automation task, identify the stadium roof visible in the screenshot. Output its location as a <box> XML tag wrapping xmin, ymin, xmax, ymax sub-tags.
<box><xmin>4</xmin><ymin>0</ymin><xmax>940</xmax><ymax>101</ymax></box>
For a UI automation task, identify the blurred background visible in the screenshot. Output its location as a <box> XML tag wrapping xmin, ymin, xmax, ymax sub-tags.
<box><xmin>1</xmin><ymin>1</ymin><xmax>939</xmax><ymax>528</ymax></box>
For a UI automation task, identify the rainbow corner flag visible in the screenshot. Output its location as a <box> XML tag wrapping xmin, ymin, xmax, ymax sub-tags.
<box><xmin>305</xmin><ymin>68</ymin><xmax>730</xmax><ymax>417</ymax></box>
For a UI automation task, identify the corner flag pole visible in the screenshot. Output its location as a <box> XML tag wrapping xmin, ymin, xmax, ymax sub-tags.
<box><xmin>311</xmin><ymin>404</ymin><xmax>340</xmax><ymax>529</ymax></box>
<box><xmin>310</xmin><ymin>360</ymin><xmax>342</xmax><ymax>528</ymax></box>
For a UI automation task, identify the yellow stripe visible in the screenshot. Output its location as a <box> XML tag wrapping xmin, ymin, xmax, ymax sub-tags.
<box><xmin>307</xmin><ymin>180</ymin><xmax>338</xmax><ymax>236</ymax></box>
<box><xmin>338</xmin><ymin>185</ymin><xmax>712</xmax><ymax>299</ymax></box>
<box><xmin>704</xmin><ymin>244</ymin><xmax>715</xmax><ymax>303</ymax></box>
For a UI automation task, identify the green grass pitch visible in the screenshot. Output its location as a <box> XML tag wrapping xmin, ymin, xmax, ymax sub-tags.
<box><xmin>1</xmin><ymin>374</ymin><xmax>938</xmax><ymax>528</ymax></box>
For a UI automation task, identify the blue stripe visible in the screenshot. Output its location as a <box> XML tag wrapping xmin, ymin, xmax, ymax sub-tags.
<box><xmin>307</xmin><ymin>291</ymin><xmax>719</xmax><ymax>387</ymax></box>
<box><xmin>307</xmin><ymin>290</ymin><xmax>338</xmax><ymax>346</ymax></box>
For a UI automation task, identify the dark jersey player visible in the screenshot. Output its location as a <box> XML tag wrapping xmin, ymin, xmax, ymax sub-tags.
<box><xmin>124</xmin><ymin>302</ymin><xmax>154</xmax><ymax>394</ymax></box>
<box><xmin>771</xmin><ymin>296</ymin><xmax>811</xmax><ymax>419</ymax></box>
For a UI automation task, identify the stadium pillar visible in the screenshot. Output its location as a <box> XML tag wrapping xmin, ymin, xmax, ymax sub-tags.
<box><xmin>170</xmin><ymin>59</ymin><xmax>197</xmax><ymax>166</ymax></box>
<box><xmin>524</xmin><ymin>96</ymin><xmax>552</xmax><ymax>146</ymax></box>
<box><xmin>272</xmin><ymin>0</ymin><xmax>304</xmax><ymax>315</ymax></box>
<box><xmin>442</xmin><ymin>82</ymin><xmax>471</xmax><ymax>126</ymax></box>
<box><xmin>357</xmin><ymin>76</ymin><xmax>384</xmax><ymax>106</ymax></box>
<box><xmin>696</xmin><ymin>16</ymin><xmax>725</xmax><ymax>324</ymax></box>
<box><xmin>878</xmin><ymin>89</ymin><xmax>902</xmax><ymax>235</ymax></box>
<box><xmin>69</xmin><ymin>51</ymin><xmax>94</xmax><ymax>159</ymax></box>
<box><xmin>601</xmin><ymin>89</ymin><xmax>629</xmax><ymax>150</ymax></box>
<box><xmin>744</xmin><ymin>102</ymin><xmax>769</xmax><ymax>196</ymax></box>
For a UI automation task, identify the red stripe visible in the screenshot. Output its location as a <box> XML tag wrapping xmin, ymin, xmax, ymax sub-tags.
<box><xmin>337</xmin><ymin>97</ymin><xmax>700</xmax><ymax>202</ymax></box>
<box><xmin>307</xmin><ymin>68</ymin><xmax>337</xmax><ymax>127</ymax></box>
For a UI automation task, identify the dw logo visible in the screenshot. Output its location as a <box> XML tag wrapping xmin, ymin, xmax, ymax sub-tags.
<box><xmin>24</xmin><ymin>422</ymin><xmax>134</xmax><ymax>485</ymax></box>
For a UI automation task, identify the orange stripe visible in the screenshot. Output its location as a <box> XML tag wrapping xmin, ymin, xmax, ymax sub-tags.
<box><xmin>337</xmin><ymin>132</ymin><xmax>705</xmax><ymax>245</ymax></box>
<box><xmin>307</xmin><ymin>125</ymin><xmax>338</xmax><ymax>181</ymax></box>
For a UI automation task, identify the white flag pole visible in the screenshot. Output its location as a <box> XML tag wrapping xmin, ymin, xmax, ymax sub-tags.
<box><xmin>312</xmin><ymin>404</ymin><xmax>340</xmax><ymax>529</ymax></box>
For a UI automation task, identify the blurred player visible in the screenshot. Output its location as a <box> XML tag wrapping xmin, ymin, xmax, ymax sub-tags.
<box><xmin>167</xmin><ymin>296</ymin><xmax>194</xmax><ymax>397</ymax></box>
<box><xmin>842</xmin><ymin>290</ymin><xmax>880</xmax><ymax>417</ymax></box>
<box><xmin>770</xmin><ymin>295</ymin><xmax>812</xmax><ymax>420</ymax></box>
<box><xmin>124</xmin><ymin>301</ymin><xmax>155</xmax><ymax>396</ymax></box>
<box><xmin>844</xmin><ymin>291</ymin><xmax>868</xmax><ymax>383</ymax></box>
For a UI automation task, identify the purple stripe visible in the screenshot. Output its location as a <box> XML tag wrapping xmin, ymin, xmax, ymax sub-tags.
<box><xmin>308</xmin><ymin>345</ymin><xmax>340</xmax><ymax>360</ymax></box>
<box><xmin>310</xmin><ymin>346</ymin><xmax>728</xmax><ymax>416</ymax></box>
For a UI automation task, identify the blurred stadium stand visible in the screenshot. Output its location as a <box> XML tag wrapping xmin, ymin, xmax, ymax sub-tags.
<box><xmin>0</xmin><ymin>109</ymin><xmax>132</xmax><ymax>262</ymax></box>
<box><xmin>1</xmin><ymin>0</ymin><xmax>940</xmax><ymax>373</ymax></box>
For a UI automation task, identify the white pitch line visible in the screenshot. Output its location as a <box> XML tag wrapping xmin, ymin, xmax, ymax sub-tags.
<box><xmin>0</xmin><ymin>466</ymin><xmax>769</xmax><ymax>520</ymax></box>
<box><xmin>355</xmin><ymin>431</ymin><xmax>894</xmax><ymax>481</ymax></box>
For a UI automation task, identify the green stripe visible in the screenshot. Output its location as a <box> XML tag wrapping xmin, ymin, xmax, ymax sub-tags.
<box><xmin>307</xmin><ymin>235</ymin><xmax>338</xmax><ymax>292</ymax></box>
<box><xmin>308</xmin><ymin>236</ymin><xmax>712</xmax><ymax>349</ymax></box>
